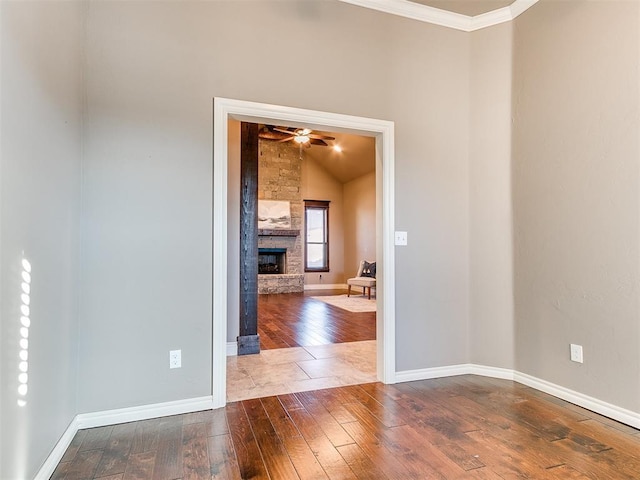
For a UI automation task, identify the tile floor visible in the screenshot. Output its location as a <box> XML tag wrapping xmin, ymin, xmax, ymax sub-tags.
<box><xmin>226</xmin><ymin>340</ymin><xmax>376</xmax><ymax>402</ymax></box>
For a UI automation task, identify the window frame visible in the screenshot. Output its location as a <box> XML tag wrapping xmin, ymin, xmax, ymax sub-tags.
<box><xmin>304</xmin><ymin>200</ymin><xmax>330</xmax><ymax>272</ymax></box>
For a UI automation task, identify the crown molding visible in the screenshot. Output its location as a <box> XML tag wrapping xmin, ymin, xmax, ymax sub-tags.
<box><xmin>339</xmin><ymin>0</ymin><xmax>539</xmax><ymax>32</ymax></box>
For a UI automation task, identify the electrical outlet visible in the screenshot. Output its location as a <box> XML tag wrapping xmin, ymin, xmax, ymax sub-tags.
<box><xmin>570</xmin><ymin>344</ymin><xmax>583</xmax><ymax>363</ymax></box>
<box><xmin>169</xmin><ymin>349</ymin><xmax>181</xmax><ymax>369</ymax></box>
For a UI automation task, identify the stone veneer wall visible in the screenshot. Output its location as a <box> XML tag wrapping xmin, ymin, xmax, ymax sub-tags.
<box><xmin>258</xmin><ymin>140</ymin><xmax>304</xmax><ymax>294</ymax></box>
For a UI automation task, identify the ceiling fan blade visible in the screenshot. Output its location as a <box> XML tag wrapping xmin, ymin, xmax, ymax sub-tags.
<box><xmin>259</xmin><ymin>128</ymin><xmax>291</xmax><ymax>141</ymax></box>
<box><xmin>308</xmin><ymin>133</ymin><xmax>335</xmax><ymax>141</ymax></box>
<box><xmin>309</xmin><ymin>138</ymin><xmax>328</xmax><ymax>146</ymax></box>
<box><xmin>274</xmin><ymin>127</ymin><xmax>297</xmax><ymax>135</ymax></box>
<box><xmin>278</xmin><ymin>136</ymin><xmax>294</xmax><ymax>143</ymax></box>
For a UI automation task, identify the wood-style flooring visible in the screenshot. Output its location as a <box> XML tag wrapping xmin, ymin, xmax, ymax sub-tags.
<box><xmin>53</xmin><ymin>375</ymin><xmax>640</xmax><ymax>479</ymax></box>
<box><xmin>257</xmin><ymin>290</ymin><xmax>376</xmax><ymax>350</ymax></box>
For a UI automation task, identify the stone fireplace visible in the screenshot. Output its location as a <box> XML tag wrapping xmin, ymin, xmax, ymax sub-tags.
<box><xmin>257</xmin><ymin>140</ymin><xmax>304</xmax><ymax>294</ymax></box>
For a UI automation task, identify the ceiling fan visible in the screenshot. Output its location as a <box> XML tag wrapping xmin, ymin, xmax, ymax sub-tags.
<box><xmin>258</xmin><ymin>125</ymin><xmax>335</xmax><ymax>148</ymax></box>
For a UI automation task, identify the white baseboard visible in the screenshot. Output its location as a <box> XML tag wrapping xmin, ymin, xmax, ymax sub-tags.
<box><xmin>395</xmin><ymin>363</ymin><xmax>640</xmax><ymax>429</ymax></box>
<box><xmin>304</xmin><ymin>283</ymin><xmax>348</xmax><ymax>290</ymax></box>
<box><xmin>76</xmin><ymin>395</ymin><xmax>214</xmax><ymax>429</ymax></box>
<box><xmin>227</xmin><ymin>341</ymin><xmax>238</xmax><ymax>356</ymax></box>
<box><xmin>34</xmin><ymin>417</ymin><xmax>79</xmax><ymax>480</ymax></box>
<box><xmin>467</xmin><ymin>363</ymin><xmax>516</xmax><ymax>381</ymax></box>
<box><xmin>394</xmin><ymin>363</ymin><xmax>471</xmax><ymax>382</ymax></box>
<box><xmin>514</xmin><ymin>371</ymin><xmax>640</xmax><ymax>429</ymax></box>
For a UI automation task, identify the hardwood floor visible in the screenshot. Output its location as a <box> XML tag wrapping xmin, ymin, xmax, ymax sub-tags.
<box><xmin>257</xmin><ymin>290</ymin><xmax>376</xmax><ymax>350</ymax></box>
<box><xmin>53</xmin><ymin>375</ymin><xmax>640</xmax><ymax>479</ymax></box>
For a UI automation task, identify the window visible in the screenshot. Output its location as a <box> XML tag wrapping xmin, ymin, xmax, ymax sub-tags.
<box><xmin>304</xmin><ymin>200</ymin><xmax>330</xmax><ymax>272</ymax></box>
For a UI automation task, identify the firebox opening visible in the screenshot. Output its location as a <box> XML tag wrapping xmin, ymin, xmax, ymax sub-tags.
<box><xmin>258</xmin><ymin>248</ymin><xmax>286</xmax><ymax>275</ymax></box>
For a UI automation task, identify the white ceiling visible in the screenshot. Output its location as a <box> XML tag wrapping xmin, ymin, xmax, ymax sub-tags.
<box><xmin>409</xmin><ymin>0</ymin><xmax>515</xmax><ymax>16</ymax></box>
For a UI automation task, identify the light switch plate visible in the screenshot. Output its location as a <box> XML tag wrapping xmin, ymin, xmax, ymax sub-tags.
<box><xmin>395</xmin><ymin>231</ymin><xmax>408</xmax><ymax>246</ymax></box>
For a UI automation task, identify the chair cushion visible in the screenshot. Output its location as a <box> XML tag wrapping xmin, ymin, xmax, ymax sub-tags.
<box><xmin>347</xmin><ymin>277</ymin><xmax>376</xmax><ymax>287</ymax></box>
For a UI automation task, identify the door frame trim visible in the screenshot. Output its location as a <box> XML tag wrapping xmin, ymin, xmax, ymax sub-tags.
<box><xmin>212</xmin><ymin>97</ymin><xmax>396</xmax><ymax>407</ymax></box>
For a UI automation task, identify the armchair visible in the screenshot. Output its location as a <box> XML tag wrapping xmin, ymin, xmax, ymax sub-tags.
<box><xmin>347</xmin><ymin>260</ymin><xmax>376</xmax><ymax>300</ymax></box>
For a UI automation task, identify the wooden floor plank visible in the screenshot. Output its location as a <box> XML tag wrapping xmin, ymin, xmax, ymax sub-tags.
<box><xmin>279</xmin><ymin>393</ymin><xmax>358</xmax><ymax>480</ymax></box>
<box><xmin>208</xmin><ymin>433</ymin><xmax>241</xmax><ymax>480</ymax></box>
<box><xmin>182</xmin><ymin>422</ymin><xmax>211</xmax><ymax>480</ymax></box>
<box><xmin>335</xmin><ymin>443</ymin><xmax>385</xmax><ymax>480</ymax></box>
<box><xmin>260</xmin><ymin>396</ymin><xmax>329</xmax><ymax>480</ymax></box>
<box><xmin>122</xmin><ymin>451</ymin><xmax>156</xmax><ymax>480</ymax></box>
<box><xmin>242</xmin><ymin>398</ymin><xmax>300</xmax><ymax>480</ymax></box>
<box><xmin>130</xmin><ymin>419</ymin><xmax>160</xmax><ymax>455</ymax></box>
<box><xmin>94</xmin><ymin>422</ymin><xmax>137</xmax><ymax>478</ymax></box>
<box><xmin>311</xmin><ymin>389</ymin><xmax>359</xmax><ymax>425</ymax></box>
<box><xmin>203</xmin><ymin>408</ymin><xmax>230</xmax><ymax>437</ymax></box>
<box><xmin>65</xmin><ymin>450</ymin><xmax>104</xmax><ymax>479</ymax></box>
<box><xmin>80</xmin><ymin>426</ymin><xmax>114</xmax><ymax>452</ymax></box>
<box><xmin>294</xmin><ymin>390</ymin><xmax>354</xmax><ymax>448</ymax></box>
<box><xmin>383</xmin><ymin>425</ymin><xmax>460</xmax><ymax>479</ymax></box>
<box><xmin>151</xmin><ymin>422</ymin><xmax>183</xmax><ymax>480</ymax></box>
<box><xmin>225</xmin><ymin>401</ymin><xmax>270</xmax><ymax>480</ymax></box>
<box><xmin>339</xmin><ymin>420</ymin><xmax>415</xmax><ymax>480</ymax></box>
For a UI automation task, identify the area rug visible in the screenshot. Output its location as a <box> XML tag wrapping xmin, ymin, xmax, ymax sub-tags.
<box><xmin>311</xmin><ymin>295</ymin><xmax>377</xmax><ymax>313</ymax></box>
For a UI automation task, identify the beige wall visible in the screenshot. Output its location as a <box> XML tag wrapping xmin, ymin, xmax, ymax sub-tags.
<box><xmin>0</xmin><ymin>1</ymin><xmax>83</xmax><ymax>477</ymax></box>
<box><xmin>469</xmin><ymin>22</ymin><xmax>514</xmax><ymax>369</ymax></box>
<box><xmin>512</xmin><ymin>0</ymin><xmax>640</xmax><ymax>411</ymax></box>
<box><xmin>344</xmin><ymin>171</ymin><xmax>377</xmax><ymax>277</ymax></box>
<box><xmin>301</xmin><ymin>157</ymin><xmax>345</xmax><ymax>285</ymax></box>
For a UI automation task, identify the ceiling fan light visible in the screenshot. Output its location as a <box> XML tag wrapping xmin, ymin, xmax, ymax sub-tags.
<box><xmin>294</xmin><ymin>135</ymin><xmax>310</xmax><ymax>144</ymax></box>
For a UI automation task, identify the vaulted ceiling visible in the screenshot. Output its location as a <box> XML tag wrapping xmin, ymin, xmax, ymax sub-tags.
<box><xmin>261</xmin><ymin>127</ymin><xmax>376</xmax><ymax>185</ymax></box>
<box><xmin>304</xmin><ymin>131</ymin><xmax>375</xmax><ymax>184</ymax></box>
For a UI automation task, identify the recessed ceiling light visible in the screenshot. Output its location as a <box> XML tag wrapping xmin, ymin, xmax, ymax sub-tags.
<box><xmin>333</xmin><ymin>145</ymin><xmax>342</xmax><ymax>153</ymax></box>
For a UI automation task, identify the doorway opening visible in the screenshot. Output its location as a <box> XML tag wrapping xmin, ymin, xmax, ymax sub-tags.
<box><xmin>228</xmin><ymin>124</ymin><xmax>378</xmax><ymax>401</ymax></box>
<box><xmin>212</xmin><ymin>98</ymin><xmax>396</xmax><ymax>408</ymax></box>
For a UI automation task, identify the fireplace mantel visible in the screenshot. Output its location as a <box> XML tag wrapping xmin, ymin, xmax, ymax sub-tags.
<box><xmin>258</xmin><ymin>229</ymin><xmax>300</xmax><ymax>237</ymax></box>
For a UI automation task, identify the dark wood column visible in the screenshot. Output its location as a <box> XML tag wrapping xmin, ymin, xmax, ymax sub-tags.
<box><xmin>238</xmin><ymin>122</ymin><xmax>260</xmax><ymax>355</ymax></box>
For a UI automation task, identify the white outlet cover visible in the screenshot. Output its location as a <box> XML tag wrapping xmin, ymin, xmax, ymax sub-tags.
<box><xmin>570</xmin><ymin>344</ymin><xmax>583</xmax><ymax>363</ymax></box>
<box><xmin>169</xmin><ymin>349</ymin><xmax>181</xmax><ymax>369</ymax></box>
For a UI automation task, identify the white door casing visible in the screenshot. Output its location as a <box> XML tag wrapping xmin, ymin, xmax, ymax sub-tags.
<box><xmin>212</xmin><ymin>98</ymin><xmax>396</xmax><ymax>408</ymax></box>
